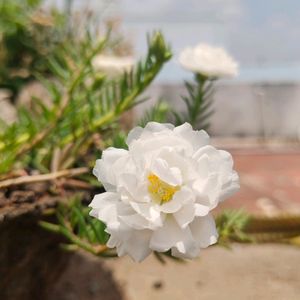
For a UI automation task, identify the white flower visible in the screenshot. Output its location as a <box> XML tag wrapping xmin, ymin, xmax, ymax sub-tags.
<box><xmin>179</xmin><ymin>43</ymin><xmax>238</xmax><ymax>78</ymax></box>
<box><xmin>92</xmin><ymin>55</ymin><xmax>134</xmax><ymax>77</ymax></box>
<box><xmin>89</xmin><ymin>122</ymin><xmax>239</xmax><ymax>262</ymax></box>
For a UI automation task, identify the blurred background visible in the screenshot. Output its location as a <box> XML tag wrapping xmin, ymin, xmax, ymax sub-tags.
<box><xmin>1</xmin><ymin>1</ymin><xmax>300</xmax><ymax>299</ymax></box>
<box><xmin>41</xmin><ymin>0</ymin><xmax>300</xmax><ymax>138</ymax></box>
<box><xmin>39</xmin><ymin>0</ymin><xmax>300</xmax><ymax>214</ymax></box>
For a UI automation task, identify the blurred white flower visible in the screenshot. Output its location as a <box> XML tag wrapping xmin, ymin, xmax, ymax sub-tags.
<box><xmin>92</xmin><ymin>55</ymin><xmax>135</xmax><ymax>77</ymax></box>
<box><xmin>179</xmin><ymin>44</ymin><xmax>238</xmax><ymax>78</ymax></box>
<box><xmin>89</xmin><ymin>122</ymin><xmax>239</xmax><ymax>262</ymax></box>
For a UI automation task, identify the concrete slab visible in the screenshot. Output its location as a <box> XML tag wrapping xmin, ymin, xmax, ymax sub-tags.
<box><xmin>107</xmin><ymin>244</ymin><xmax>300</xmax><ymax>300</ymax></box>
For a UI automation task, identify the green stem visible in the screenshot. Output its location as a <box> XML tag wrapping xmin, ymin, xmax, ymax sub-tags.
<box><xmin>62</xmin><ymin>54</ymin><xmax>168</xmax><ymax>145</ymax></box>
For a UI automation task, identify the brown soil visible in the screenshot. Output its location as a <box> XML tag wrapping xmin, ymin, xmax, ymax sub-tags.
<box><xmin>0</xmin><ymin>211</ymin><xmax>124</xmax><ymax>300</ymax></box>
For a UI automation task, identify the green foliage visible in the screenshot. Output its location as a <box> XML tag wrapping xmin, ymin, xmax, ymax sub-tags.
<box><xmin>40</xmin><ymin>195</ymin><xmax>116</xmax><ymax>257</ymax></box>
<box><xmin>111</xmin><ymin>131</ymin><xmax>128</xmax><ymax>150</ymax></box>
<box><xmin>0</xmin><ymin>0</ymin><xmax>68</xmax><ymax>95</ymax></box>
<box><xmin>216</xmin><ymin>210</ymin><xmax>252</xmax><ymax>247</ymax></box>
<box><xmin>174</xmin><ymin>74</ymin><xmax>215</xmax><ymax>130</ymax></box>
<box><xmin>0</xmin><ymin>31</ymin><xmax>172</xmax><ymax>175</ymax></box>
<box><xmin>139</xmin><ymin>101</ymin><xmax>170</xmax><ymax>127</ymax></box>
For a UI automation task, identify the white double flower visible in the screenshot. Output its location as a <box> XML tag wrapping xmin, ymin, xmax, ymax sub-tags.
<box><xmin>179</xmin><ymin>43</ymin><xmax>238</xmax><ymax>78</ymax></box>
<box><xmin>90</xmin><ymin>122</ymin><xmax>239</xmax><ymax>262</ymax></box>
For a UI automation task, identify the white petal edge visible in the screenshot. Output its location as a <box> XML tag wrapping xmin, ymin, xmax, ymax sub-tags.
<box><xmin>190</xmin><ymin>214</ymin><xmax>218</xmax><ymax>248</ymax></box>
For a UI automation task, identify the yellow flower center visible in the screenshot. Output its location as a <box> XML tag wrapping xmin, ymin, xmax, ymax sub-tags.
<box><xmin>147</xmin><ymin>173</ymin><xmax>180</xmax><ymax>204</ymax></box>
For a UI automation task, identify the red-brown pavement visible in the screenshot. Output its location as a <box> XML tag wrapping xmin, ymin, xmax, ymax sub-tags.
<box><xmin>217</xmin><ymin>146</ymin><xmax>300</xmax><ymax>215</ymax></box>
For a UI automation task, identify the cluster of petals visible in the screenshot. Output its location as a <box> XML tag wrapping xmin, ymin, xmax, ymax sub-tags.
<box><xmin>179</xmin><ymin>43</ymin><xmax>238</xmax><ymax>78</ymax></box>
<box><xmin>92</xmin><ymin>55</ymin><xmax>134</xmax><ymax>77</ymax></box>
<box><xmin>90</xmin><ymin>122</ymin><xmax>239</xmax><ymax>262</ymax></box>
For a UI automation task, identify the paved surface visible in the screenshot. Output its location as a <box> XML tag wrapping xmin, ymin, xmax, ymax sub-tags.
<box><xmin>107</xmin><ymin>244</ymin><xmax>300</xmax><ymax>300</ymax></box>
<box><xmin>106</xmin><ymin>148</ymin><xmax>300</xmax><ymax>300</ymax></box>
<box><xmin>215</xmin><ymin>146</ymin><xmax>300</xmax><ymax>216</ymax></box>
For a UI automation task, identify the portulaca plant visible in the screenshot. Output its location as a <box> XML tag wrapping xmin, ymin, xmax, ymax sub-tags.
<box><xmin>34</xmin><ymin>33</ymin><xmax>245</xmax><ymax>263</ymax></box>
<box><xmin>175</xmin><ymin>43</ymin><xmax>239</xmax><ymax>130</ymax></box>
<box><xmin>89</xmin><ymin>122</ymin><xmax>239</xmax><ymax>262</ymax></box>
<box><xmin>3</xmin><ymin>7</ymin><xmax>298</xmax><ymax>268</ymax></box>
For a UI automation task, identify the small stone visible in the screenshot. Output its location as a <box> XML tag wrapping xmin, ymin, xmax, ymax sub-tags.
<box><xmin>152</xmin><ymin>280</ymin><xmax>163</xmax><ymax>290</ymax></box>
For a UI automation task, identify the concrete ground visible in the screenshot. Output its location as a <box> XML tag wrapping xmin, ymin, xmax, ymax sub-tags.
<box><xmin>48</xmin><ymin>244</ymin><xmax>300</xmax><ymax>300</ymax></box>
<box><xmin>106</xmin><ymin>244</ymin><xmax>300</xmax><ymax>300</ymax></box>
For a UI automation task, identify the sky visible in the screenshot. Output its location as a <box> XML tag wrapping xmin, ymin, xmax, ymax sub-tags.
<box><xmin>46</xmin><ymin>0</ymin><xmax>300</xmax><ymax>83</ymax></box>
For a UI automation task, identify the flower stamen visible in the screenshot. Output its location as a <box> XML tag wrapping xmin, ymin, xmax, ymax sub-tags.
<box><xmin>147</xmin><ymin>173</ymin><xmax>180</xmax><ymax>204</ymax></box>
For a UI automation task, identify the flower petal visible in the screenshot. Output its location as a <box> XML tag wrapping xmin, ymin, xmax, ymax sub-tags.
<box><xmin>150</xmin><ymin>216</ymin><xmax>195</xmax><ymax>254</ymax></box>
<box><xmin>93</xmin><ymin>147</ymin><xmax>128</xmax><ymax>191</ymax></box>
<box><xmin>219</xmin><ymin>170</ymin><xmax>240</xmax><ymax>202</ymax></box>
<box><xmin>120</xmin><ymin>214</ymin><xmax>155</xmax><ymax>230</ymax></box>
<box><xmin>190</xmin><ymin>214</ymin><xmax>218</xmax><ymax>248</ymax></box>
<box><xmin>144</xmin><ymin>122</ymin><xmax>174</xmax><ymax>132</ymax></box>
<box><xmin>89</xmin><ymin>192</ymin><xmax>120</xmax><ymax>229</ymax></box>
<box><xmin>160</xmin><ymin>187</ymin><xmax>192</xmax><ymax>213</ymax></box>
<box><xmin>89</xmin><ymin>191</ymin><xmax>117</xmax><ymax>208</ymax></box>
<box><xmin>174</xmin><ymin>122</ymin><xmax>210</xmax><ymax>151</ymax></box>
<box><xmin>108</xmin><ymin>228</ymin><xmax>152</xmax><ymax>262</ymax></box>
<box><xmin>151</xmin><ymin>158</ymin><xmax>182</xmax><ymax>186</ymax></box>
<box><xmin>173</xmin><ymin>202</ymin><xmax>195</xmax><ymax>228</ymax></box>
<box><xmin>150</xmin><ymin>217</ymin><xmax>182</xmax><ymax>252</ymax></box>
<box><xmin>126</xmin><ymin>126</ymin><xmax>144</xmax><ymax>146</ymax></box>
<box><xmin>194</xmin><ymin>203</ymin><xmax>210</xmax><ymax>216</ymax></box>
<box><xmin>123</xmin><ymin>230</ymin><xmax>153</xmax><ymax>262</ymax></box>
<box><xmin>192</xmin><ymin>173</ymin><xmax>220</xmax><ymax>209</ymax></box>
<box><xmin>130</xmin><ymin>202</ymin><xmax>163</xmax><ymax>226</ymax></box>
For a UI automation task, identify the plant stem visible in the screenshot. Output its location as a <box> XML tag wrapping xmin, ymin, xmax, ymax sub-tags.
<box><xmin>0</xmin><ymin>167</ymin><xmax>89</xmax><ymax>189</ymax></box>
